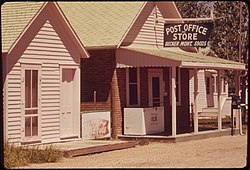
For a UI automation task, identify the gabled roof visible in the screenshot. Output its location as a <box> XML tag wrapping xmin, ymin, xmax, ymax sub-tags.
<box><xmin>1</xmin><ymin>2</ymin><xmax>45</xmax><ymax>52</ymax></box>
<box><xmin>57</xmin><ymin>2</ymin><xmax>145</xmax><ymax>48</ymax></box>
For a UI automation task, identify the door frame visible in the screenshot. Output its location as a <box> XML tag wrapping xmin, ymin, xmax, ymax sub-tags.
<box><xmin>59</xmin><ymin>65</ymin><xmax>80</xmax><ymax>139</ymax></box>
<box><xmin>20</xmin><ymin>64</ymin><xmax>41</xmax><ymax>143</ymax></box>
<box><xmin>148</xmin><ymin>68</ymin><xmax>164</xmax><ymax>107</ymax></box>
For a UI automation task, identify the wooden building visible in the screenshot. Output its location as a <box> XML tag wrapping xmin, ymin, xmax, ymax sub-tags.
<box><xmin>57</xmin><ymin>1</ymin><xmax>245</xmax><ymax>137</ymax></box>
<box><xmin>2</xmin><ymin>2</ymin><xmax>89</xmax><ymax>144</ymax></box>
<box><xmin>2</xmin><ymin>1</ymin><xmax>246</xmax><ymax>145</ymax></box>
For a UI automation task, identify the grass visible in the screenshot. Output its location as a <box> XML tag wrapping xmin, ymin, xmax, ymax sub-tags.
<box><xmin>4</xmin><ymin>143</ymin><xmax>63</xmax><ymax>169</ymax></box>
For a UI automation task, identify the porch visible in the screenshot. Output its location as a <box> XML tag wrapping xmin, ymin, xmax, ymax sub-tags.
<box><xmin>26</xmin><ymin>139</ymin><xmax>136</xmax><ymax>158</ymax></box>
<box><xmin>118</xmin><ymin>128</ymin><xmax>240</xmax><ymax>143</ymax></box>
<box><xmin>115</xmin><ymin>45</ymin><xmax>246</xmax><ymax>138</ymax></box>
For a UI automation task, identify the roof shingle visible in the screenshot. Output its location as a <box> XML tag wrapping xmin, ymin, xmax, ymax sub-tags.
<box><xmin>1</xmin><ymin>2</ymin><xmax>45</xmax><ymax>52</ymax></box>
<box><xmin>57</xmin><ymin>2</ymin><xmax>145</xmax><ymax>48</ymax></box>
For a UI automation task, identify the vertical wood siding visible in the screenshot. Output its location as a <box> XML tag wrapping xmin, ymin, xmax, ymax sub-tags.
<box><xmin>7</xmin><ymin>20</ymin><xmax>79</xmax><ymax>144</ymax></box>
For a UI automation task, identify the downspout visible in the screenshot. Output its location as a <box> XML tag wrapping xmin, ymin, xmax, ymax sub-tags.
<box><xmin>238</xmin><ymin>70</ymin><xmax>247</xmax><ymax>136</ymax></box>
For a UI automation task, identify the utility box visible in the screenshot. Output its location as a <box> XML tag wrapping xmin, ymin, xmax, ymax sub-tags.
<box><xmin>124</xmin><ymin>107</ymin><xmax>164</xmax><ymax>135</ymax></box>
<box><xmin>231</xmin><ymin>95</ymin><xmax>241</xmax><ymax>109</ymax></box>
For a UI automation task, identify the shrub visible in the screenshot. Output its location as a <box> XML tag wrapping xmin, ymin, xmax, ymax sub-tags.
<box><xmin>40</xmin><ymin>145</ymin><xmax>64</xmax><ymax>163</ymax></box>
<box><xmin>135</xmin><ymin>139</ymin><xmax>150</xmax><ymax>146</ymax></box>
<box><xmin>4</xmin><ymin>143</ymin><xmax>28</xmax><ymax>168</ymax></box>
<box><xmin>4</xmin><ymin>143</ymin><xmax>63</xmax><ymax>168</ymax></box>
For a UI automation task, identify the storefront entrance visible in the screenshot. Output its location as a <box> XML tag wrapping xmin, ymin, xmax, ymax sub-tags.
<box><xmin>148</xmin><ymin>69</ymin><xmax>164</xmax><ymax>107</ymax></box>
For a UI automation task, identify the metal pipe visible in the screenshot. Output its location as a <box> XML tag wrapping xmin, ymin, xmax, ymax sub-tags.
<box><xmin>239</xmin><ymin>104</ymin><xmax>245</xmax><ymax>136</ymax></box>
<box><xmin>231</xmin><ymin>102</ymin><xmax>234</xmax><ymax>136</ymax></box>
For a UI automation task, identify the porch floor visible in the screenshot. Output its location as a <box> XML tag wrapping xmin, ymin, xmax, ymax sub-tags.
<box><xmin>118</xmin><ymin>128</ymin><xmax>240</xmax><ymax>143</ymax></box>
<box><xmin>33</xmin><ymin>139</ymin><xmax>136</xmax><ymax>157</ymax></box>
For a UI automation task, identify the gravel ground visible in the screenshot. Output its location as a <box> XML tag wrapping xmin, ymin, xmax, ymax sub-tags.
<box><xmin>18</xmin><ymin>135</ymin><xmax>247</xmax><ymax>168</ymax></box>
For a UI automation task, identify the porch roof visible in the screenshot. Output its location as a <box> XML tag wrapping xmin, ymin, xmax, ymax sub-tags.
<box><xmin>116</xmin><ymin>45</ymin><xmax>246</xmax><ymax>70</ymax></box>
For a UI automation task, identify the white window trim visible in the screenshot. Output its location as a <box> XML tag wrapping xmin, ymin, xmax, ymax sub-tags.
<box><xmin>212</xmin><ymin>74</ymin><xmax>217</xmax><ymax>94</ymax></box>
<box><xmin>21</xmin><ymin>64</ymin><xmax>41</xmax><ymax>142</ymax></box>
<box><xmin>148</xmin><ymin>68</ymin><xmax>164</xmax><ymax>107</ymax></box>
<box><xmin>212</xmin><ymin>75</ymin><xmax>227</xmax><ymax>95</ymax></box>
<box><xmin>221</xmin><ymin>76</ymin><xmax>227</xmax><ymax>94</ymax></box>
<box><xmin>126</xmin><ymin>67</ymin><xmax>140</xmax><ymax>107</ymax></box>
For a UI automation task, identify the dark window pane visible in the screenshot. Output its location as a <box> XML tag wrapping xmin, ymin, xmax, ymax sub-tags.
<box><xmin>32</xmin><ymin>116</ymin><xmax>38</xmax><ymax>136</ymax></box>
<box><xmin>206</xmin><ymin>77</ymin><xmax>210</xmax><ymax>94</ymax></box>
<box><xmin>25</xmin><ymin>117</ymin><xmax>31</xmax><ymax>137</ymax></box>
<box><xmin>153</xmin><ymin>98</ymin><xmax>160</xmax><ymax>107</ymax></box>
<box><xmin>176</xmin><ymin>85</ymin><xmax>179</xmax><ymax>102</ymax></box>
<box><xmin>32</xmin><ymin>70</ymin><xmax>38</xmax><ymax>107</ymax></box>
<box><xmin>25</xmin><ymin>70</ymin><xmax>31</xmax><ymax>108</ymax></box>
<box><xmin>152</xmin><ymin>77</ymin><xmax>160</xmax><ymax>98</ymax></box>
<box><xmin>176</xmin><ymin>67</ymin><xmax>179</xmax><ymax>80</ymax></box>
<box><xmin>176</xmin><ymin>68</ymin><xmax>180</xmax><ymax>102</ymax></box>
<box><xmin>129</xmin><ymin>68</ymin><xmax>137</xmax><ymax>83</ymax></box>
<box><xmin>129</xmin><ymin>84</ymin><xmax>138</xmax><ymax>105</ymax></box>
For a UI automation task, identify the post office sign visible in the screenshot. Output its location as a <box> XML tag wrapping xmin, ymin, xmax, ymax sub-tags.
<box><xmin>164</xmin><ymin>22</ymin><xmax>213</xmax><ymax>47</ymax></box>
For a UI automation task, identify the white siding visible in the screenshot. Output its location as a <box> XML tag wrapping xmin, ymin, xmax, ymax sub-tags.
<box><xmin>132</xmin><ymin>6</ymin><xmax>164</xmax><ymax>46</ymax></box>
<box><xmin>189</xmin><ymin>70</ymin><xmax>207</xmax><ymax>113</ymax></box>
<box><xmin>7</xmin><ymin>63</ymin><xmax>22</xmax><ymax>142</ymax></box>
<box><xmin>189</xmin><ymin>70</ymin><xmax>230</xmax><ymax>114</ymax></box>
<box><xmin>6</xmin><ymin>20</ymin><xmax>79</xmax><ymax>144</ymax></box>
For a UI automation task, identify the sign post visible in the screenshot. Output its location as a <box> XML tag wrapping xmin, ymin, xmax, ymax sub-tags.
<box><xmin>164</xmin><ymin>22</ymin><xmax>213</xmax><ymax>47</ymax></box>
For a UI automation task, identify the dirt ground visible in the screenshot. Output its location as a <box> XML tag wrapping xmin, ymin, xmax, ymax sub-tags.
<box><xmin>18</xmin><ymin>134</ymin><xmax>247</xmax><ymax>169</ymax></box>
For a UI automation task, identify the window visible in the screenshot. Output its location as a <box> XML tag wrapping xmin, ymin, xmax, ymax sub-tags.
<box><xmin>206</xmin><ymin>77</ymin><xmax>210</xmax><ymax>94</ymax></box>
<box><xmin>25</xmin><ymin>69</ymin><xmax>38</xmax><ymax>137</ymax></box>
<box><xmin>222</xmin><ymin>77</ymin><xmax>226</xmax><ymax>93</ymax></box>
<box><xmin>211</xmin><ymin>76</ymin><xmax>216</xmax><ymax>93</ymax></box>
<box><xmin>126</xmin><ymin>68</ymin><xmax>140</xmax><ymax>106</ymax></box>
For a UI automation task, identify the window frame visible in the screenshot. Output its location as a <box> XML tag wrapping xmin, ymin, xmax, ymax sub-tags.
<box><xmin>21</xmin><ymin>64</ymin><xmax>41</xmax><ymax>142</ymax></box>
<box><xmin>126</xmin><ymin>67</ymin><xmax>140</xmax><ymax>107</ymax></box>
<box><xmin>206</xmin><ymin>76</ymin><xmax>211</xmax><ymax>95</ymax></box>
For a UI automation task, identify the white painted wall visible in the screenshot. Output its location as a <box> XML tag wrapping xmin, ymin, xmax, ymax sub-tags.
<box><xmin>5</xmin><ymin>18</ymin><xmax>80</xmax><ymax>144</ymax></box>
<box><xmin>189</xmin><ymin>70</ymin><xmax>207</xmax><ymax>113</ymax></box>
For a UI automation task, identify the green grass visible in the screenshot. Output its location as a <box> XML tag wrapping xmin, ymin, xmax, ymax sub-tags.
<box><xmin>4</xmin><ymin>143</ymin><xmax>63</xmax><ymax>168</ymax></box>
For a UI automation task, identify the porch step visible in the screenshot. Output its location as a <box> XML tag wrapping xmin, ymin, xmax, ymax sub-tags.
<box><xmin>63</xmin><ymin>141</ymin><xmax>136</xmax><ymax>157</ymax></box>
<box><xmin>202</xmin><ymin>107</ymin><xmax>218</xmax><ymax>113</ymax></box>
<box><xmin>199</xmin><ymin>107</ymin><xmax>218</xmax><ymax>118</ymax></box>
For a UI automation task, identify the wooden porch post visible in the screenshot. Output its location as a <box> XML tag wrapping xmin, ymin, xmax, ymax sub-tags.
<box><xmin>193</xmin><ymin>68</ymin><xmax>199</xmax><ymax>133</ymax></box>
<box><xmin>171</xmin><ymin>66</ymin><xmax>177</xmax><ymax>136</ymax></box>
<box><xmin>217</xmin><ymin>69</ymin><xmax>222</xmax><ymax>130</ymax></box>
<box><xmin>235</xmin><ymin>70</ymin><xmax>241</xmax><ymax>129</ymax></box>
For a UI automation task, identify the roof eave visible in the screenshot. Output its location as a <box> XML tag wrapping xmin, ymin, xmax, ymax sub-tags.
<box><xmin>181</xmin><ymin>61</ymin><xmax>246</xmax><ymax>70</ymax></box>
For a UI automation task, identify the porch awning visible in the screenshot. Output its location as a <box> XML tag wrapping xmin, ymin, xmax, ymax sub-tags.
<box><xmin>116</xmin><ymin>46</ymin><xmax>246</xmax><ymax>70</ymax></box>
